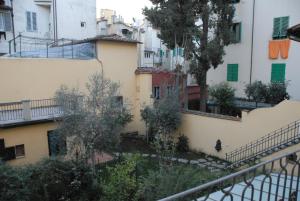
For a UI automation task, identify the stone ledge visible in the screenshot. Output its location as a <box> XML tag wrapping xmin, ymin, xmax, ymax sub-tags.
<box><xmin>182</xmin><ymin>110</ymin><xmax>241</xmax><ymax>122</ymax></box>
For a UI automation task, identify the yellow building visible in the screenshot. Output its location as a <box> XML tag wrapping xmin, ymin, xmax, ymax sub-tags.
<box><xmin>0</xmin><ymin>35</ymin><xmax>153</xmax><ymax>165</ymax></box>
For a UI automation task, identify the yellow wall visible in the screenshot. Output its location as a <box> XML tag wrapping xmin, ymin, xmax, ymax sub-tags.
<box><xmin>179</xmin><ymin>100</ymin><xmax>300</xmax><ymax>159</ymax></box>
<box><xmin>0</xmin><ymin>123</ymin><xmax>57</xmax><ymax>166</ymax></box>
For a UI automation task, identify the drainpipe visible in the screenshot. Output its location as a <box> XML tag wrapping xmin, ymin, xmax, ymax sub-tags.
<box><xmin>249</xmin><ymin>0</ymin><xmax>256</xmax><ymax>85</ymax></box>
<box><xmin>52</xmin><ymin>0</ymin><xmax>58</xmax><ymax>41</ymax></box>
<box><xmin>10</xmin><ymin>0</ymin><xmax>16</xmax><ymax>52</ymax></box>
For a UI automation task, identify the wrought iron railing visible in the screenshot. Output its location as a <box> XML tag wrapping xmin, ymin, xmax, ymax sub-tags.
<box><xmin>226</xmin><ymin>120</ymin><xmax>300</xmax><ymax>168</ymax></box>
<box><xmin>158</xmin><ymin>149</ymin><xmax>300</xmax><ymax>201</ymax></box>
<box><xmin>0</xmin><ymin>99</ymin><xmax>62</xmax><ymax>124</ymax></box>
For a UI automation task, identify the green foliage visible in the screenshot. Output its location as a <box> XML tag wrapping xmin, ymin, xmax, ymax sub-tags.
<box><xmin>266</xmin><ymin>82</ymin><xmax>289</xmax><ymax>104</ymax></box>
<box><xmin>0</xmin><ymin>165</ymin><xmax>29</xmax><ymax>201</ymax></box>
<box><xmin>209</xmin><ymin>82</ymin><xmax>235</xmax><ymax>114</ymax></box>
<box><xmin>0</xmin><ymin>159</ymin><xmax>101</xmax><ymax>201</ymax></box>
<box><xmin>176</xmin><ymin>135</ymin><xmax>189</xmax><ymax>153</ymax></box>
<box><xmin>141</xmin><ymin>93</ymin><xmax>182</xmax><ymax>139</ymax></box>
<box><xmin>55</xmin><ymin>72</ymin><xmax>133</xmax><ymax>164</ymax></box>
<box><xmin>244</xmin><ymin>81</ymin><xmax>289</xmax><ymax>105</ymax></box>
<box><xmin>101</xmin><ymin>156</ymin><xmax>138</xmax><ymax>201</ymax></box>
<box><xmin>245</xmin><ymin>81</ymin><xmax>268</xmax><ymax>103</ymax></box>
<box><xmin>144</xmin><ymin>0</ymin><xmax>235</xmax><ymax>111</ymax></box>
<box><xmin>136</xmin><ymin>165</ymin><xmax>222</xmax><ymax>201</ymax></box>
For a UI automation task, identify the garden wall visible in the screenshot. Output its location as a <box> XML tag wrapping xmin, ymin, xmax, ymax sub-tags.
<box><xmin>178</xmin><ymin>100</ymin><xmax>300</xmax><ymax>159</ymax></box>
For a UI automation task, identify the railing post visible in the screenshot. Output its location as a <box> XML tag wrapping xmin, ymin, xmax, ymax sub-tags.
<box><xmin>71</xmin><ymin>40</ymin><xmax>74</xmax><ymax>59</ymax></box>
<box><xmin>19</xmin><ymin>34</ymin><xmax>22</xmax><ymax>57</ymax></box>
<box><xmin>46</xmin><ymin>42</ymin><xmax>49</xmax><ymax>58</ymax></box>
<box><xmin>62</xmin><ymin>38</ymin><xmax>64</xmax><ymax>58</ymax></box>
<box><xmin>9</xmin><ymin>40</ymin><xmax>11</xmax><ymax>55</ymax></box>
<box><xmin>22</xmin><ymin>100</ymin><xmax>31</xmax><ymax>121</ymax></box>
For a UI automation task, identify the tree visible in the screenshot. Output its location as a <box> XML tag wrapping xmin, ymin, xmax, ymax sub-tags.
<box><xmin>144</xmin><ymin>0</ymin><xmax>235</xmax><ymax>111</ymax></box>
<box><xmin>266</xmin><ymin>82</ymin><xmax>290</xmax><ymax>104</ymax></box>
<box><xmin>209</xmin><ymin>82</ymin><xmax>235</xmax><ymax>115</ymax></box>
<box><xmin>55</xmin><ymin>72</ymin><xmax>132</xmax><ymax>171</ymax></box>
<box><xmin>245</xmin><ymin>81</ymin><xmax>268</xmax><ymax>106</ymax></box>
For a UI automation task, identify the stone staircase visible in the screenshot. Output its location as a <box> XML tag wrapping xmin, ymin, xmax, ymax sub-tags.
<box><xmin>226</xmin><ymin>120</ymin><xmax>300</xmax><ymax>168</ymax></box>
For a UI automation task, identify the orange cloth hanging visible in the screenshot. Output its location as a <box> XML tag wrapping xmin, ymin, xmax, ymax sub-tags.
<box><xmin>279</xmin><ymin>39</ymin><xmax>291</xmax><ymax>59</ymax></box>
<box><xmin>269</xmin><ymin>40</ymin><xmax>280</xmax><ymax>59</ymax></box>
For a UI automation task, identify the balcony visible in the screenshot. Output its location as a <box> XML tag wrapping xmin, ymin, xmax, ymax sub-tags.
<box><xmin>34</xmin><ymin>0</ymin><xmax>52</xmax><ymax>6</ymax></box>
<box><xmin>0</xmin><ymin>99</ymin><xmax>62</xmax><ymax>128</ymax></box>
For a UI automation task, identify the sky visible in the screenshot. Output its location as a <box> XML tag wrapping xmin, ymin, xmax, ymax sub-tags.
<box><xmin>96</xmin><ymin>0</ymin><xmax>153</xmax><ymax>23</ymax></box>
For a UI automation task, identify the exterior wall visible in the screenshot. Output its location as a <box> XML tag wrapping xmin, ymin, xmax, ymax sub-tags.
<box><xmin>56</xmin><ymin>0</ymin><xmax>96</xmax><ymax>40</ymax></box>
<box><xmin>96</xmin><ymin>41</ymin><xmax>149</xmax><ymax>134</ymax></box>
<box><xmin>178</xmin><ymin>100</ymin><xmax>300</xmax><ymax>159</ymax></box>
<box><xmin>0</xmin><ymin>0</ymin><xmax>97</xmax><ymax>54</ymax></box>
<box><xmin>207</xmin><ymin>0</ymin><xmax>300</xmax><ymax>100</ymax></box>
<box><xmin>0</xmin><ymin>58</ymin><xmax>101</xmax><ymax>102</ymax></box>
<box><xmin>0</xmin><ymin>122</ymin><xmax>57</xmax><ymax>165</ymax></box>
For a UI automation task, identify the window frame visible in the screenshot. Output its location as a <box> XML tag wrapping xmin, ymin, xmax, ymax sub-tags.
<box><xmin>26</xmin><ymin>11</ymin><xmax>37</xmax><ymax>32</ymax></box>
<box><xmin>230</xmin><ymin>22</ymin><xmax>242</xmax><ymax>44</ymax></box>
<box><xmin>153</xmin><ymin>86</ymin><xmax>160</xmax><ymax>100</ymax></box>
<box><xmin>271</xmin><ymin>63</ymin><xmax>286</xmax><ymax>83</ymax></box>
<box><xmin>273</xmin><ymin>16</ymin><xmax>289</xmax><ymax>40</ymax></box>
<box><xmin>227</xmin><ymin>64</ymin><xmax>239</xmax><ymax>82</ymax></box>
<box><xmin>15</xmin><ymin>144</ymin><xmax>25</xmax><ymax>158</ymax></box>
<box><xmin>0</xmin><ymin>11</ymin><xmax>12</xmax><ymax>32</ymax></box>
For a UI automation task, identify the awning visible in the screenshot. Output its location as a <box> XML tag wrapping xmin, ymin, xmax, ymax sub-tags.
<box><xmin>288</xmin><ymin>24</ymin><xmax>300</xmax><ymax>42</ymax></box>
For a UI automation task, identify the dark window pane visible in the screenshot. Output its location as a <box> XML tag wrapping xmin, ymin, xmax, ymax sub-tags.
<box><xmin>15</xmin><ymin>144</ymin><xmax>25</xmax><ymax>157</ymax></box>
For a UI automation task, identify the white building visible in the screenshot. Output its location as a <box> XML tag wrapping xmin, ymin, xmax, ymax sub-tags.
<box><xmin>0</xmin><ymin>0</ymin><xmax>96</xmax><ymax>55</ymax></box>
<box><xmin>207</xmin><ymin>0</ymin><xmax>300</xmax><ymax>100</ymax></box>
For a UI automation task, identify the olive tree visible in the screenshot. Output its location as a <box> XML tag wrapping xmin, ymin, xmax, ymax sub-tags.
<box><xmin>55</xmin><ymin>72</ymin><xmax>132</xmax><ymax>170</ymax></box>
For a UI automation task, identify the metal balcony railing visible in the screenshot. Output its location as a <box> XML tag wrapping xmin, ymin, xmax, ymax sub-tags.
<box><xmin>159</xmin><ymin>149</ymin><xmax>300</xmax><ymax>201</ymax></box>
<box><xmin>226</xmin><ymin>120</ymin><xmax>300</xmax><ymax>168</ymax></box>
<box><xmin>0</xmin><ymin>99</ymin><xmax>62</xmax><ymax>126</ymax></box>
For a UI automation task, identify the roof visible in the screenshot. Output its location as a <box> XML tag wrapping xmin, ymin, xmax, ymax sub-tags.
<box><xmin>288</xmin><ymin>24</ymin><xmax>300</xmax><ymax>42</ymax></box>
<box><xmin>79</xmin><ymin>34</ymin><xmax>142</xmax><ymax>44</ymax></box>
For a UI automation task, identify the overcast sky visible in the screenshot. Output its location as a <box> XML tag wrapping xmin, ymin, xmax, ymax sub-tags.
<box><xmin>96</xmin><ymin>0</ymin><xmax>153</xmax><ymax>23</ymax></box>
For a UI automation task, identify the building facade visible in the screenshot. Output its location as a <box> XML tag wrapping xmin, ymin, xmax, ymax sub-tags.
<box><xmin>0</xmin><ymin>0</ymin><xmax>96</xmax><ymax>55</ymax></box>
<box><xmin>207</xmin><ymin>0</ymin><xmax>300</xmax><ymax>100</ymax></box>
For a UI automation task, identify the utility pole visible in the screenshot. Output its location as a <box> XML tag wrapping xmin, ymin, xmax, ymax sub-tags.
<box><xmin>10</xmin><ymin>0</ymin><xmax>16</xmax><ymax>52</ymax></box>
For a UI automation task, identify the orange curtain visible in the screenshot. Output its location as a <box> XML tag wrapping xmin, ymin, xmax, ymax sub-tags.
<box><xmin>269</xmin><ymin>40</ymin><xmax>280</xmax><ymax>59</ymax></box>
<box><xmin>279</xmin><ymin>39</ymin><xmax>291</xmax><ymax>59</ymax></box>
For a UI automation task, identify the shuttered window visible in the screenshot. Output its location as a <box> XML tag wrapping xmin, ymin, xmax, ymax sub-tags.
<box><xmin>26</xmin><ymin>11</ymin><xmax>37</xmax><ymax>32</ymax></box>
<box><xmin>227</xmin><ymin>64</ymin><xmax>239</xmax><ymax>82</ymax></box>
<box><xmin>273</xmin><ymin>17</ymin><xmax>289</xmax><ymax>39</ymax></box>
<box><xmin>0</xmin><ymin>12</ymin><xmax>12</xmax><ymax>31</ymax></box>
<box><xmin>0</xmin><ymin>139</ymin><xmax>5</xmax><ymax>159</ymax></box>
<box><xmin>271</xmin><ymin>63</ymin><xmax>286</xmax><ymax>83</ymax></box>
<box><xmin>230</xmin><ymin>23</ymin><xmax>242</xmax><ymax>43</ymax></box>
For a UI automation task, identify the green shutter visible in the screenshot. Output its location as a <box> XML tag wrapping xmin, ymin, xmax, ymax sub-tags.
<box><xmin>273</xmin><ymin>16</ymin><xmax>289</xmax><ymax>39</ymax></box>
<box><xmin>227</xmin><ymin>64</ymin><xmax>238</xmax><ymax>82</ymax></box>
<box><xmin>230</xmin><ymin>23</ymin><xmax>241</xmax><ymax>43</ymax></box>
<box><xmin>271</xmin><ymin>63</ymin><xmax>286</xmax><ymax>83</ymax></box>
<box><xmin>280</xmin><ymin>16</ymin><xmax>289</xmax><ymax>38</ymax></box>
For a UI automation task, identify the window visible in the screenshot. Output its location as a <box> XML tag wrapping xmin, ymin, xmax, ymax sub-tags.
<box><xmin>15</xmin><ymin>144</ymin><xmax>25</xmax><ymax>158</ymax></box>
<box><xmin>81</xmin><ymin>22</ymin><xmax>86</xmax><ymax>28</ymax></box>
<box><xmin>144</xmin><ymin>52</ymin><xmax>151</xmax><ymax>58</ymax></box>
<box><xmin>153</xmin><ymin>86</ymin><xmax>160</xmax><ymax>99</ymax></box>
<box><xmin>230</xmin><ymin>23</ymin><xmax>242</xmax><ymax>43</ymax></box>
<box><xmin>0</xmin><ymin>139</ymin><xmax>4</xmax><ymax>159</ymax></box>
<box><xmin>227</xmin><ymin>64</ymin><xmax>239</xmax><ymax>82</ymax></box>
<box><xmin>273</xmin><ymin>16</ymin><xmax>289</xmax><ymax>39</ymax></box>
<box><xmin>271</xmin><ymin>63</ymin><xmax>286</xmax><ymax>83</ymax></box>
<box><xmin>167</xmin><ymin>86</ymin><xmax>174</xmax><ymax>95</ymax></box>
<box><xmin>231</xmin><ymin>0</ymin><xmax>240</xmax><ymax>3</ymax></box>
<box><xmin>0</xmin><ymin>12</ymin><xmax>12</xmax><ymax>32</ymax></box>
<box><xmin>48</xmin><ymin>131</ymin><xmax>67</xmax><ymax>157</ymax></box>
<box><xmin>26</xmin><ymin>11</ymin><xmax>37</xmax><ymax>32</ymax></box>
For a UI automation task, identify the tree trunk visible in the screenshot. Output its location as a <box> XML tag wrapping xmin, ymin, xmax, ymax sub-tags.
<box><xmin>198</xmin><ymin>4</ymin><xmax>209</xmax><ymax>112</ymax></box>
<box><xmin>199</xmin><ymin>73</ymin><xmax>207</xmax><ymax>112</ymax></box>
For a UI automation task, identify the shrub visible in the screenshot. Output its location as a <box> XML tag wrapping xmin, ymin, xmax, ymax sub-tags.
<box><xmin>101</xmin><ymin>156</ymin><xmax>138</xmax><ymax>201</ymax></box>
<box><xmin>176</xmin><ymin>135</ymin><xmax>189</xmax><ymax>153</ymax></box>
<box><xmin>266</xmin><ymin>82</ymin><xmax>289</xmax><ymax>104</ymax></box>
<box><xmin>245</xmin><ymin>81</ymin><xmax>268</xmax><ymax>104</ymax></box>
<box><xmin>209</xmin><ymin>82</ymin><xmax>235</xmax><ymax>115</ymax></box>
<box><xmin>136</xmin><ymin>165</ymin><xmax>221</xmax><ymax>201</ymax></box>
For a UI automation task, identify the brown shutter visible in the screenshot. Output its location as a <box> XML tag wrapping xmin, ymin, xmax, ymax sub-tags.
<box><xmin>4</xmin><ymin>146</ymin><xmax>16</xmax><ymax>161</ymax></box>
<box><xmin>0</xmin><ymin>139</ymin><xmax>5</xmax><ymax>158</ymax></box>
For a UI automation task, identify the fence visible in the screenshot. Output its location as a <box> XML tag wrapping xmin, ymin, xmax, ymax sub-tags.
<box><xmin>0</xmin><ymin>99</ymin><xmax>62</xmax><ymax>124</ymax></box>
<box><xmin>158</xmin><ymin>149</ymin><xmax>300</xmax><ymax>201</ymax></box>
<box><xmin>7</xmin><ymin>35</ymin><xmax>96</xmax><ymax>60</ymax></box>
<box><xmin>226</xmin><ymin>120</ymin><xmax>300</xmax><ymax>168</ymax></box>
